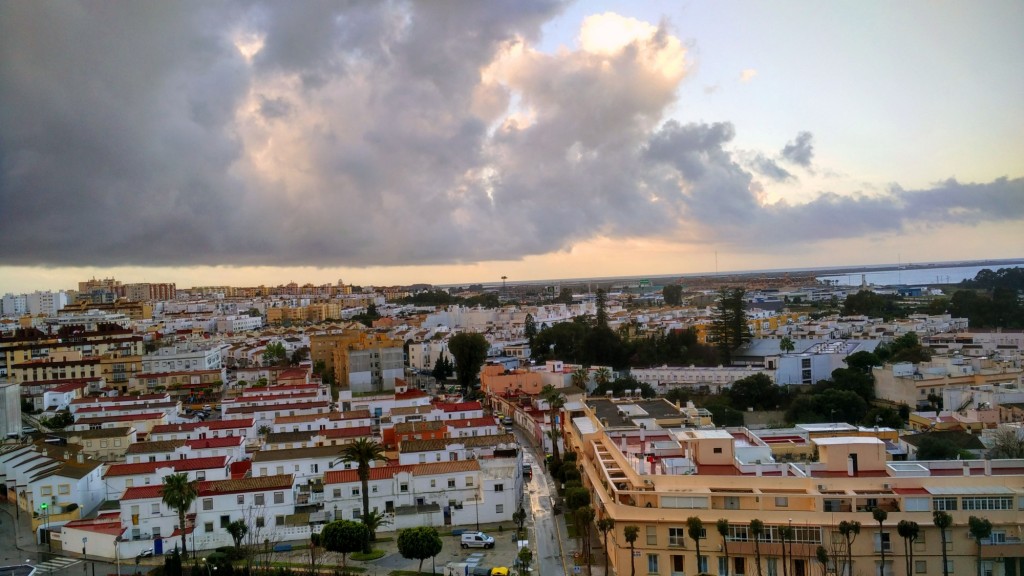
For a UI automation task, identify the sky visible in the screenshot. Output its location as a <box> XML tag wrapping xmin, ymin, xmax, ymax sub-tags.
<box><xmin>1</xmin><ymin>0</ymin><xmax>1022</xmax><ymax>294</ymax></box>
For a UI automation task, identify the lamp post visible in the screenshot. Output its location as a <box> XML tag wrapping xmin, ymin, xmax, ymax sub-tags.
<box><xmin>475</xmin><ymin>485</ymin><xmax>481</xmax><ymax>532</ymax></box>
<box><xmin>40</xmin><ymin>502</ymin><xmax>51</xmax><ymax>552</ymax></box>
<box><xmin>82</xmin><ymin>537</ymin><xmax>88</xmax><ymax>575</ymax></box>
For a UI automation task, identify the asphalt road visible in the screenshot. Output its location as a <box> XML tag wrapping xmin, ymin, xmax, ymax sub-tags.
<box><xmin>515</xmin><ymin>429</ymin><xmax>568</xmax><ymax>576</ymax></box>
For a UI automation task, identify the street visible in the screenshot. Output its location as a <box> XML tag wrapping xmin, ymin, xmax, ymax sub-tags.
<box><xmin>514</xmin><ymin>428</ymin><xmax>569</xmax><ymax>576</ymax></box>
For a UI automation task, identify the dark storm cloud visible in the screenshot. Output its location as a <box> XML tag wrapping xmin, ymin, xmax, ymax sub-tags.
<box><xmin>781</xmin><ymin>131</ymin><xmax>814</xmax><ymax>167</ymax></box>
<box><xmin>0</xmin><ymin>2</ymin><xmax>1020</xmax><ymax>269</ymax></box>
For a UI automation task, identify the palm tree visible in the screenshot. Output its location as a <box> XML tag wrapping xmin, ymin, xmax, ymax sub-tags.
<box><xmin>968</xmin><ymin>516</ymin><xmax>993</xmax><ymax>576</ymax></box>
<box><xmin>577</xmin><ymin>506</ymin><xmax>596</xmax><ymax>576</ymax></box>
<box><xmin>838</xmin><ymin>520</ymin><xmax>861</xmax><ymax>576</ymax></box>
<box><xmin>340</xmin><ymin>438</ymin><xmax>388</xmax><ymax>551</ymax></box>
<box><xmin>687</xmin><ymin>517</ymin><xmax>704</xmax><ymax>575</ymax></box>
<box><xmin>750</xmin><ymin>519</ymin><xmax>765</xmax><ymax>576</ymax></box>
<box><xmin>226</xmin><ymin>519</ymin><xmax>248</xmax><ymax>549</ymax></box>
<box><xmin>541</xmin><ymin>385</ymin><xmax>565</xmax><ymax>463</ymax></box>
<box><xmin>872</xmin><ymin>507</ymin><xmax>888</xmax><ymax>576</ymax></box>
<box><xmin>571</xmin><ymin>366</ymin><xmax>589</xmax><ymax>389</ymax></box>
<box><xmin>897</xmin><ymin>520</ymin><xmax>919</xmax><ymax>576</ymax></box>
<box><xmin>597</xmin><ymin>517</ymin><xmax>615</xmax><ymax>576</ymax></box>
<box><xmin>362</xmin><ymin>509</ymin><xmax>392</xmax><ymax>541</ymax></box>
<box><xmin>780</xmin><ymin>525</ymin><xmax>793</xmax><ymax>576</ymax></box>
<box><xmin>933</xmin><ymin>511</ymin><xmax>953</xmax><ymax>576</ymax></box>
<box><xmin>624</xmin><ymin>525</ymin><xmax>640</xmax><ymax>576</ymax></box>
<box><xmin>717</xmin><ymin>519</ymin><xmax>731</xmax><ymax>576</ymax></box>
<box><xmin>594</xmin><ymin>367</ymin><xmax>612</xmax><ymax>388</ymax></box>
<box><xmin>161</xmin><ymin>473</ymin><xmax>199</xmax><ymax>559</ymax></box>
<box><xmin>780</xmin><ymin>336</ymin><xmax>795</xmax><ymax>353</ymax></box>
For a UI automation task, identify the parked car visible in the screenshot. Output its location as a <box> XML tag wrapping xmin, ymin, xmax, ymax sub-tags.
<box><xmin>203</xmin><ymin>404</ymin><xmax>213</xmax><ymax>411</ymax></box>
<box><xmin>139</xmin><ymin>549</ymin><xmax>154</xmax><ymax>558</ymax></box>
<box><xmin>460</xmin><ymin>531</ymin><xmax>495</xmax><ymax>549</ymax></box>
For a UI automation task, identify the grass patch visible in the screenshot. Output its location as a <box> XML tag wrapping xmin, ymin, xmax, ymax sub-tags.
<box><xmin>350</xmin><ymin>550</ymin><xmax>386</xmax><ymax>561</ymax></box>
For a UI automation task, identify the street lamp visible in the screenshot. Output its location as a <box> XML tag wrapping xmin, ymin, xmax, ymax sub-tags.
<box><xmin>114</xmin><ymin>536</ymin><xmax>122</xmax><ymax>576</ymax></box>
<box><xmin>40</xmin><ymin>502</ymin><xmax>51</xmax><ymax>552</ymax></box>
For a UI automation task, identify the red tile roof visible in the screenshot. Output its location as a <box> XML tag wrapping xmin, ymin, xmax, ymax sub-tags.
<box><xmin>104</xmin><ymin>456</ymin><xmax>228</xmax><ymax>478</ymax></box>
<box><xmin>324</xmin><ymin>465</ymin><xmax>414</xmax><ymax>484</ymax></box>
<box><xmin>185</xmin><ymin>436</ymin><xmax>245</xmax><ymax>449</ymax></box>
<box><xmin>436</xmin><ymin>401</ymin><xmax>482</xmax><ymax>412</ymax></box>
<box><xmin>75</xmin><ymin>412</ymin><xmax>164</xmax><ymax>424</ymax></box>
<box><xmin>122</xmin><ymin>474</ymin><xmax>294</xmax><ymax>500</ymax></box>
<box><xmin>323</xmin><ymin>426</ymin><xmax>374</xmax><ymax>439</ymax></box>
<box><xmin>150</xmin><ymin>419</ymin><xmax>255</xmax><ymax>434</ymax></box>
<box><xmin>447</xmin><ymin>417</ymin><xmax>500</xmax><ymax>429</ymax></box>
<box><xmin>71</xmin><ymin>394</ymin><xmax>168</xmax><ymax>405</ymax></box>
<box><xmin>395</xmin><ymin>388</ymin><xmax>429</xmax><ymax>400</ymax></box>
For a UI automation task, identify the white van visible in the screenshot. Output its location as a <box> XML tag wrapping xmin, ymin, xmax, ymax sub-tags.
<box><xmin>460</xmin><ymin>531</ymin><xmax>495</xmax><ymax>549</ymax></box>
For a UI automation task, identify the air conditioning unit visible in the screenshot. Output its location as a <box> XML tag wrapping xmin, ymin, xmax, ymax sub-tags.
<box><xmin>817</xmin><ymin>484</ymin><xmax>827</xmax><ymax>492</ymax></box>
<box><xmin>883</xmin><ymin>483</ymin><xmax>892</xmax><ymax>490</ymax></box>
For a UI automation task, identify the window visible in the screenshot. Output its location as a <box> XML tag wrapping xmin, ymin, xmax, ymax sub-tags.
<box><xmin>713</xmin><ymin>447</ymin><xmax>723</xmax><ymax>454</ymax></box>
<box><xmin>41</xmin><ymin>486</ymin><xmax>52</xmax><ymax>497</ymax></box>
<box><xmin>430</xmin><ymin>480</ymin><xmax>436</xmax><ymax>488</ymax></box>
<box><xmin>203</xmin><ymin>498</ymin><xmax>213</xmax><ymax>511</ymax></box>
<box><xmin>152</xmin><ymin>527</ymin><xmax>161</xmax><ymax>539</ymax></box>
<box><xmin>466</xmin><ymin>476</ymin><xmax>474</xmax><ymax>487</ymax></box>
<box><xmin>58</xmin><ymin>485</ymin><xmax>70</xmax><ymax>495</ymax></box>
<box><xmin>728</xmin><ymin>525</ymin><xmax>749</xmax><ymax>541</ymax></box>
<box><xmin>775</xmin><ymin>497</ymin><xmax>789</xmax><ymax>508</ymax></box>
<box><xmin>352</xmin><ymin>488</ymin><xmax>360</xmax><ymax>496</ymax></box>
<box><xmin>733</xmin><ymin>558</ymin><xmax>745</xmax><ymax>576</ymax></box>
<box><xmin>400</xmin><ymin>483</ymin><xmax>409</xmax><ymax>493</ymax></box>
<box><xmin>220</xmin><ymin>515</ymin><xmax>230</xmax><ymax>528</ymax></box>
<box><xmin>915</xmin><ymin>560</ymin><xmax>927</xmax><ymax>574</ymax></box>
<box><xmin>697</xmin><ymin>555</ymin><xmax>708</xmax><ymax>573</ymax></box>
<box><xmin>276</xmin><ymin>466</ymin><xmax>284</xmax><ymax>475</ymax></box>
<box><xmin>237</xmin><ymin>495</ymin><xmax>244</xmax><ymax>506</ymax></box>
<box><xmin>962</xmin><ymin>496</ymin><xmax>1013</xmax><ymax>511</ymax></box>
<box><xmin>933</xmin><ymin>497</ymin><xmax>957</xmax><ymax>511</ymax></box>
<box><xmin>668</xmin><ymin>528</ymin><xmax>685</xmax><ymax>547</ymax></box>
<box><xmin>273</xmin><ymin>491</ymin><xmax>284</xmax><ymax>504</ymax></box>
<box><xmin>448</xmin><ymin>479</ymin><xmax>456</xmax><ymax>489</ymax></box>
<box><xmin>205</xmin><ymin>522</ymin><xmax>214</xmax><ymax>533</ymax></box>
<box><xmin>275</xmin><ymin>515</ymin><xmax>285</xmax><ymax>525</ymax></box>
<box><xmin>647</xmin><ymin>525</ymin><xmax>658</xmax><ymax>546</ymax></box>
<box><xmin>495</xmin><ymin>483</ymin><xmax>504</xmax><ymax>492</ymax></box>
<box><xmin>151</xmin><ymin>503</ymin><xmax>160</xmax><ymax>514</ymax></box>
<box><xmin>352</xmin><ymin>509</ymin><xmax>360</xmax><ymax>519</ymax></box>
<box><xmin>197</xmin><ymin>471</ymin><xmax>205</xmax><ymax>481</ymax></box>
<box><xmin>671</xmin><ymin>555</ymin><xmax>685</xmax><ymax>575</ymax></box>
<box><xmin>647</xmin><ymin>553</ymin><xmax>659</xmax><ymax>574</ymax></box>
<box><xmin>255</xmin><ymin>517</ymin><xmax>265</xmax><ymax>528</ymax></box>
<box><xmin>718</xmin><ymin>557</ymin><xmax>729</xmax><ymax>576</ymax></box>
<box><xmin>945</xmin><ymin>560</ymin><xmax>954</xmax><ymax>574</ymax></box>
<box><xmin>333</xmin><ymin>489</ymin><xmax>341</xmax><ymax>498</ymax></box>
<box><xmin>255</xmin><ymin>494</ymin><xmax>265</xmax><ymax>506</ymax></box>
<box><xmin>767</xmin><ymin>558</ymin><xmax>778</xmax><ymax>576</ymax></box>
<box><xmin>372</xmin><ymin>485</ymin><xmax>378</xmax><ymax>493</ymax></box>
<box><xmin>496</xmin><ymin>504</ymin><xmax>504</xmax><ymax>514</ymax></box>
<box><xmin>874</xmin><ymin>532</ymin><xmax>892</xmax><ymax>553</ymax></box>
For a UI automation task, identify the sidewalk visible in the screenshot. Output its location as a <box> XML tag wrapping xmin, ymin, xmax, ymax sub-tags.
<box><xmin>1</xmin><ymin>499</ymin><xmax>46</xmax><ymax>564</ymax></box>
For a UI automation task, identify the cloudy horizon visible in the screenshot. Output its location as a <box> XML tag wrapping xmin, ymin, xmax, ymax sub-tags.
<box><xmin>2</xmin><ymin>1</ymin><xmax>1022</xmax><ymax>293</ymax></box>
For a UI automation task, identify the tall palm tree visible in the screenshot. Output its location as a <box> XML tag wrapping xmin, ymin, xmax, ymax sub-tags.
<box><xmin>750</xmin><ymin>519</ymin><xmax>765</xmax><ymax>576</ymax></box>
<box><xmin>161</xmin><ymin>473</ymin><xmax>199</xmax><ymax>559</ymax></box>
<box><xmin>577</xmin><ymin>506</ymin><xmax>596</xmax><ymax>576</ymax></box>
<box><xmin>780</xmin><ymin>525</ymin><xmax>793</xmax><ymax>576</ymax></box>
<box><xmin>687</xmin><ymin>517</ymin><xmax>704</xmax><ymax>575</ymax></box>
<box><xmin>340</xmin><ymin>438</ymin><xmax>388</xmax><ymax>551</ymax></box>
<box><xmin>968</xmin><ymin>516</ymin><xmax>993</xmax><ymax>576</ymax></box>
<box><xmin>933</xmin><ymin>511</ymin><xmax>953</xmax><ymax>576</ymax></box>
<box><xmin>838</xmin><ymin>520</ymin><xmax>861</xmax><ymax>576</ymax></box>
<box><xmin>815</xmin><ymin>546</ymin><xmax>829</xmax><ymax>576</ymax></box>
<box><xmin>597</xmin><ymin>517</ymin><xmax>615</xmax><ymax>576</ymax></box>
<box><xmin>780</xmin><ymin>336</ymin><xmax>795</xmax><ymax>353</ymax></box>
<box><xmin>624</xmin><ymin>525</ymin><xmax>640</xmax><ymax>576</ymax></box>
<box><xmin>541</xmin><ymin>385</ymin><xmax>565</xmax><ymax>462</ymax></box>
<box><xmin>872</xmin><ymin>507</ymin><xmax>888</xmax><ymax>576</ymax></box>
<box><xmin>717</xmin><ymin>519</ymin><xmax>731</xmax><ymax>576</ymax></box>
<box><xmin>594</xmin><ymin>367</ymin><xmax>612</xmax><ymax>388</ymax></box>
<box><xmin>897</xmin><ymin>520</ymin><xmax>919</xmax><ymax>576</ymax></box>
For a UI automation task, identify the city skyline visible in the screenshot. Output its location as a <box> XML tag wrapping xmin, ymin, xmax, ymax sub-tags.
<box><xmin>2</xmin><ymin>1</ymin><xmax>1022</xmax><ymax>294</ymax></box>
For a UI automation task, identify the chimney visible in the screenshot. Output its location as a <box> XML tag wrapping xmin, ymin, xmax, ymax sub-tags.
<box><xmin>77</xmin><ymin>453</ymin><xmax>84</xmax><ymax>464</ymax></box>
<box><xmin>963</xmin><ymin>461</ymin><xmax>971</xmax><ymax>477</ymax></box>
<box><xmin>984</xmin><ymin>457</ymin><xmax>992</xmax><ymax>476</ymax></box>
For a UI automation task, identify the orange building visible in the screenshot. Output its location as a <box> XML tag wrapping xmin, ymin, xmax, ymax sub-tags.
<box><xmin>480</xmin><ymin>364</ymin><xmax>544</xmax><ymax>396</ymax></box>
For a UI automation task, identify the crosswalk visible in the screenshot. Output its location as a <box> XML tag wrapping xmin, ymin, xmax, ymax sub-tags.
<box><xmin>33</xmin><ymin>557</ymin><xmax>81</xmax><ymax>573</ymax></box>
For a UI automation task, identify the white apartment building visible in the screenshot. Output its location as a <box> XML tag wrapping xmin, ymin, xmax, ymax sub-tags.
<box><xmin>26</xmin><ymin>291</ymin><xmax>70</xmax><ymax>316</ymax></box>
<box><xmin>215</xmin><ymin>315</ymin><xmax>264</xmax><ymax>334</ymax></box>
<box><xmin>776</xmin><ymin>340</ymin><xmax>882</xmax><ymax>386</ymax></box>
<box><xmin>142</xmin><ymin>344</ymin><xmax>223</xmax><ymax>374</ymax></box>
<box><xmin>222</xmin><ymin>400</ymin><xmax>331</xmax><ymax>430</ymax></box>
<box><xmin>124</xmin><ymin>437</ymin><xmax>245</xmax><ymax>464</ymax></box>
<box><xmin>631</xmin><ymin>365</ymin><xmax>775</xmax><ymax>393</ymax></box>
<box><xmin>406</xmin><ymin>339</ymin><xmax>454</xmax><ymax>372</ymax></box>
<box><xmin>102</xmin><ymin>455</ymin><xmax>232</xmax><ymax>498</ymax></box>
<box><xmin>397</xmin><ymin>434</ymin><xmax>518</xmax><ymax>466</ymax></box>
<box><xmin>1</xmin><ymin>293</ymin><xmax>28</xmax><ymax>317</ymax></box>
<box><xmin>271</xmin><ymin>410</ymin><xmax>373</xmax><ymax>434</ymax></box>
<box><xmin>252</xmin><ymin>445</ymin><xmax>351</xmax><ymax>484</ymax></box>
<box><xmin>117</xmin><ymin>475</ymin><xmax>296</xmax><ymax>558</ymax></box>
<box><xmin>148</xmin><ymin>418</ymin><xmax>256</xmax><ymax>442</ymax></box>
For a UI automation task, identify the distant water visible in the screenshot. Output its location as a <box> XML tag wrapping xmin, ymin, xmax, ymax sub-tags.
<box><xmin>818</xmin><ymin>264</ymin><xmax>1022</xmax><ymax>287</ymax></box>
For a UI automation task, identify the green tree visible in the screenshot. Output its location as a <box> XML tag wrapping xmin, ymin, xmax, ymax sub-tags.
<box><xmin>934</xmin><ymin>511</ymin><xmax>952</xmax><ymax>576</ymax></box>
<box><xmin>160</xmin><ymin>473</ymin><xmax>199</xmax><ymax>559</ymax></box>
<box><xmin>915</xmin><ymin>435</ymin><xmax>962</xmax><ymax>460</ymax></box>
<box><xmin>594</xmin><ymin>367</ymin><xmax>613</xmax><ymax>387</ymax></box>
<box><xmin>710</xmin><ymin>288</ymin><xmax>749</xmax><ymax>363</ymax></box>
<box><xmin>571</xmin><ymin>366</ymin><xmax>590</xmax><ymax>389</ymax></box>
<box><xmin>576</xmin><ymin>506</ymin><xmax>596</xmax><ymax>573</ymax></box>
<box><xmin>838</xmin><ymin>520</ymin><xmax>861</xmax><ymax>576</ymax></box>
<box><xmin>897</xmin><ymin>520</ymin><xmax>919</xmax><ymax>576</ymax></box>
<box><xmin>968</xmin><ymin>516</ymin><xmax>993</xmax><ymax>576</ymax></box>
<box><xmin>624</xmin><ymin>526</ymin><xmax>640</xmax><ymax>576</ymax></box>
<box><xmin>556</xmin><ymin>287</ymin><xmax>574</xmax><ymax>305</ymax></box>
<box><xmin>340</xmin><ymin>438</ymin><xmax>388</xmax><ymax>549</ymax></box>
<box><xmin>988</xmin><ymin>426</ymin><xmax>1024</xmax><ymax>458</ymax></box>
<box><xmin>872</xmin><ymin>507</ymin><xmax>888</xmax><ymax>576</ymax></box>
<box><xmin>717</xmin><ymin>519</ymin><xmax>731</xmax><ymax>576</ymax></box>
<box><xmin>729</xmin><ymin>374</ymin><xmax>781</xmax><ymax>411</ymax></box>
<box><xmin>321</xmin><ymin>520</ymin><xmax>370</xmax><ymax>570</ymax></box>
<box><xmin>524</xmin><ymin>314</ymin><xmax>537</xmax><ymax>345</ymax></box>
<box><xmin>844</xmin><ymin>350</ymin><xmax>881</xmax><ymax>374</ymax></box>
<box><xmin>263</xmin><ymin>342</ymin><xmax>288</xmax><ymax>366</ymax></box>
<box><xmin>513</xmin><ymin>507</ymin><xmax>528</xmax><ymax>537</ymax></box>
<box><xmin>517</xmin><ymin>546</ymin><xmax>533</xmax><ymax>576</ymax></box>
<box><xmin>448</xmin><ymin>332</ymin><xmax>489</xmax><ymax>393</ymax></box>
<box><xmin>750</xmin><ymin>519</ymin><xmax>765</xmax><ymax>576</ymax></box>
<box><xmin>687</xmin><ymin>517</ymin><xmax>704</xmax><ymax>575</ymax></box>
<box><xmin>397</xmin><ymin>526</ymin><xmax>443</xmax><ymax>575</ymax></box>
<box><xmin>663</xmin><ymin>284</ymin><xmax>683</xmax><ymax>306</ymax></box>
<box><xmin>597</xmin><ymin>517</ymin><xmax>615</xmax><ymax>576</ymax></box>
<box><xmin>226</xmin><ymin>519</ymin><xmax>248</xmax><ymax>549</ymax></box>
<box><xmin>362</xmin><ymin>509</ymin><xmax>392</xmax><ymax>540</ymax></box>
<box><xmin>541</xmin><ymin>384</ymin><xmax>566</xmax><ymax>462</ymax></box>
<box><xmin>815</xmin><ymin>546</ymin><xmax>829</xmax><ymax>576</ymax></box>
<box><xmin>779</xmin><ymin>336</ymin><xmax>795</xmax><ymax>353</ymax></box>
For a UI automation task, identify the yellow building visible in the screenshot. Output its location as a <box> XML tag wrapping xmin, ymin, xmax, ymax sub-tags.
<box><xmin>564</xmin><ymin>398</ymin><xmax>1024</xmax><ymax>576</ymax></box>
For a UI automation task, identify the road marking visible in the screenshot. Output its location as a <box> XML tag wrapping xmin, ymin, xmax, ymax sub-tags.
<box><xmin>35</xmin><ymin>558</ymin><xmax>82</xmax><ymax>572</ymax></box>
